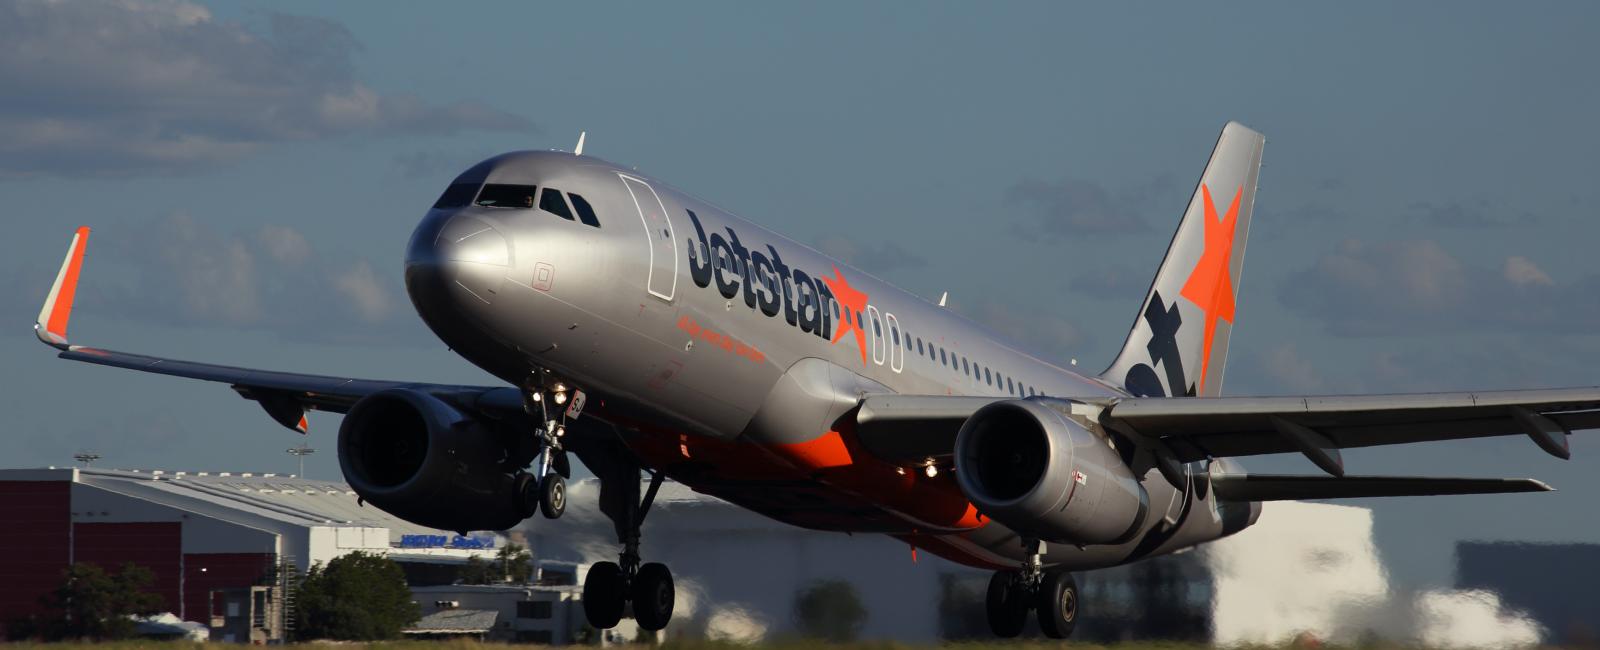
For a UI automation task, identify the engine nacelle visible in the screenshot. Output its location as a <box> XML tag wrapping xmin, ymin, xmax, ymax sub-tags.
<box><xmin>338</xmin><ymin>388</ymin><xmax>524</xmax><ymax>533</ymax></box>
<box><xmin>954</xmin><ymin>399</ymin><xmax>1148</xmax><ymax>545</ymax></box>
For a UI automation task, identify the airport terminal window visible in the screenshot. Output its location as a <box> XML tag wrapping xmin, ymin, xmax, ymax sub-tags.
<box><xmin>539</xmin><ymin>188</ymin><xmax>577</xmax><ymax>220</ymax></box>
<box><xmin>568</xmin><ymin>192</ymin><xmax>602</xmax><ymax>227</ymax></box>
<box><xmin>475</xmin><ymin>184</ymin><xmax>539</xmax><ymax>208</ymax></box>
<box><xmin>432</xmin><ymin>183</ymin><xmax>480</xmax><ymax>209</ymax></box>
<box><xmin>517</xmin><ymin>601</ymin><xmax>553</xmax><ymax>619</ymax></box>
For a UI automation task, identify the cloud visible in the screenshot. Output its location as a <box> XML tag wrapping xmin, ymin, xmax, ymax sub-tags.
<box><xmin>75</xmin><ymin>214</ymin><xmax>425</xmax><ymax>345</ymax></box>
<box><xmin>1003</xmin><ymin>176</ymin><xmax>1166</xmax><ymax>239</ymax></box>
<box><xmin>1245</xmin><ymin>343</ymin><xmax>1326</xmax><ymax>394</ymax></box>
<box><xmin>1279</xmin><ymin>239</ymin><xmax>1600</xmax><ymax>337</ymax></box>
<box><xmin>0</xmin><ymin>0</ymin><xmax>534</xmax><ymax>177</ymax></box>
<box><xmin>813</xmin><ymin>235</ymin><xmax>927</xmax><ymax>274</ymax></box>
<box><xmin>1068</xmin><ymin>265</ymin><xmax>1146</xmax><ymax>299</ymax></box>
<box><xmin>1409</xmin><ymin>201</ymin><xmax>1542</xmax><ymax>229</ymax></box>
<box><xmin>950</xmin><ymin>299</ymin><xmax>1089</xmax><ymax>366</ymax></box>
<box><xmin>1502</xmin><ymin>256</ymin><xmax>1553</xmax><ymax>287</ymax></box>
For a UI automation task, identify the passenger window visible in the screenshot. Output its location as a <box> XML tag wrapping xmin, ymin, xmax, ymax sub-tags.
<box><xmin>1007</xmin><ymin>377</ymin><xmax>1015</xmax><ymax>393</ymax></box>
<box><xmin>433</xmin><ymin>183</ymin><xmax>480</xmax><ymax>209</ymax></box>
<box><xmin>539</xmin><ymin>188</ymin><xmax>576</xmax><ymax>220</ymax></box>
<box><xmin>961</xmin><ymin>358</ymin><xmax>969</xmax><ymax>375</ymax></box>
<box><xmin>916</xmin><ymin>339</ymin><xmax>924</xmax><ymax>355</ymax></box>
<box><xmin>475</xmin><ymin>184</ymin><xmax>538</xmax><ymax>208</ymax></box>
<box><xmin>984</xmin><ymin>367</ymin><xmax>992</xmax><ymax>385</ymax></box>
<box><xmin>939</xmin><ymin>348</ymin><xmax>947</xmax><ymax>366</ymax></box>
<box><xmin>568</xmin><ymin>192</ymin><xmax>602</xmax><ymax>227</ymax></box>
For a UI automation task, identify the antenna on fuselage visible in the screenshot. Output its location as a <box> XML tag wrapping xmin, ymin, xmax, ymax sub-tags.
<box><xmin>938</xmin><ymin>291</ymin><xmax>948</xmax><ymax>307</ymax></box>
<box><xmin>574</xmin><ymin>131</ymin><xmax>586</xmax><ymax>156</ymax></box>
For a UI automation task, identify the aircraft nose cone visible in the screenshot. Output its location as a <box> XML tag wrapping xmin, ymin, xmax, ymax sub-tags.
<box><xmin>406</xmin><ymin>213</ymin><xmax>509</xmax><ymax>306</ymax></box>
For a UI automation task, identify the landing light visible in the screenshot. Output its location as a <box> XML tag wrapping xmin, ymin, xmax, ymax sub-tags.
<box><xmin>923</xmin><ymin>463</ymin><xmax>939</xmax><ymax>479</ymax></box>
<box><xmin>555</xmin><ymin>426</ymin><xmax>566</xmax><ymax>438</ymax></box>
<box><xmin>530</xmin><ymin>392</ymin><xmax>543</xmax><ymax>403</ymax></box>
<box><xmin>553</xmin><ymin>391</ymin><xmax>568</xmax><ymax>405</ymax></box>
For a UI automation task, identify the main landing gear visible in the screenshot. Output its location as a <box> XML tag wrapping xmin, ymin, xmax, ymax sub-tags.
<box><xmin>516</xmin><ymin>376</ymin><xmax>576</xmax><ymax>520</ymax></box>
<box><xmin>580</xmin><ymin>440</ymin><xmax>675</xmax><ymax>632</ymax></box>
<box><xmin>985</xmin><ymin>539</ymin><xmax>1079</xmax><ymax>639</ymax></box>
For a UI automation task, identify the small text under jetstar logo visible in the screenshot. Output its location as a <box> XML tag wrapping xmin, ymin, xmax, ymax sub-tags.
<box><xmin>686</xmin><ymin>210</ymin><xmax>872</xmax><ymax>365</ymax></box>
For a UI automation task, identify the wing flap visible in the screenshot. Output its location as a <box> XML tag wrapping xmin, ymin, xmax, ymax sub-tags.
<box><xmin>1107</xmin><ymin>390</ymin><xmax>1600</xmax><ymax>464</ymax></box>
<box><xmin>1210</xmin><ymin>473</ymin><xmax>1552</xmax><ymax>501</ymax></box>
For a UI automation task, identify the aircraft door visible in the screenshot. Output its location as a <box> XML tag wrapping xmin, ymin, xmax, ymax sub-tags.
<box><xmin>619</xmin><ymin>175</ymin><xmax>677</xmax><ymax>301</ymax></box>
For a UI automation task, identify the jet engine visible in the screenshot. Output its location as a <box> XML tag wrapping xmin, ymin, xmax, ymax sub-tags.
<box><xmin>953</xmin><ymin>399</ymin><xmax>1148</xmax><ymax>545</ymax></box>
<box><xmin>338</xmin><ymin>388</ymin><xmax>526</xmax><ymax>533</ymax></box>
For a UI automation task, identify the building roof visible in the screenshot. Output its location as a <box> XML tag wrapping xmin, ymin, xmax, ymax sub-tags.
<box><xmin>404</xmin><ymin>608</ymin><xmax>499</xmax><ymax>634</ymax></box>
<box><xmin>1</xmin><ymin>467</ymin><xmax>476</xmax><ymax>544</ymax></box>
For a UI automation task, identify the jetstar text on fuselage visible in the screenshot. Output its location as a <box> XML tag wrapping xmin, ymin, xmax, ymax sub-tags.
<box><xmin>686</xmin><ymin>210</ymin><xmax>874</xmax><ymax>364</ymax></box>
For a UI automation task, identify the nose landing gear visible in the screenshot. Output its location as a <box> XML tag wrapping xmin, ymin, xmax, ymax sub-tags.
<box><xmin>517</xmin><ymin>376</ymin><xmax>577</xmax><ymax>519</ymax></box>
<box><xmin>984</xmin><ymin>539</ymin><xmax>1079</xmax><ymax>639</ymax></box>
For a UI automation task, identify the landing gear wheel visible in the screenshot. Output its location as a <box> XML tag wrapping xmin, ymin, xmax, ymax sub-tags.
<box><xmin>985</xmin><ymin>570</ymin><xmax>1029</xmax><ymax>638</ymax></box>
<box><xmin>582</xmin><ymin>561</ymin><xmax>625</xmax><ymax>629</ymax></box>
<box><xmin>513</xmin><ymin>472</ymin><xmax>539</xmax><ymax>519</ymax></box>
<box><xmin>1035</xmin><ymin>569</ymin><xmax>1079</xmax><ymax>639</ymax></box>
<box><xmin>632</xmin><ymin>562</ymin><xmax>675</xmax><ymax>632</ymax></box>
<box><xmin>539</xmin><ymin>474</ymin><xmax>566</xmax><ymax>519</ymax></box>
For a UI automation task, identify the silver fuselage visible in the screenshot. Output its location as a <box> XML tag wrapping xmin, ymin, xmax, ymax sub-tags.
<box><xmin>404</xmin><ymin>151</ymin><xmax>1253</xmax><ymax>569</ymax></box>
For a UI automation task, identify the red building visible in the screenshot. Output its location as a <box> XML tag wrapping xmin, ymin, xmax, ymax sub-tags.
<box><xmin>0</xmin><ymin>467</ymin><xmax>488</xmax><ymax>638</ymax></box>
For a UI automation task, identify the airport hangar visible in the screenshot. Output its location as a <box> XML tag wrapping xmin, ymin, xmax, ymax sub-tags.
<box><xmin>0</xmin><ymin>467</ymin><xmax>497</xmax><ymax>634</ymax></box>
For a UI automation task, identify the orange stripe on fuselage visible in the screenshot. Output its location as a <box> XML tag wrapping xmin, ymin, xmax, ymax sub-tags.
<box><xmin>600</xmin><ymin>406</ymin><xmax>986</xmax><ymax>535</ymax></box>
<box><xmin>773</xmin><ymin>417</ymin><xmax>986</xmax><ymax>532</ymax></box>
<box><xmin>46</xmin><ymin>227</ymin><xmax>90</xmax><ymax>340</ymax></box>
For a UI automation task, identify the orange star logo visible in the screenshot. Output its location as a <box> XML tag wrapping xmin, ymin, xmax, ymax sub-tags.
<box><xmin>819</xmin><ymin>266</ymin><xmax>870</xmax><ymax>365</ymax></box>
<box><xmin>1178</xmin><ymin>184</ymin><xmax>1242</xmax><ymax>395</ymax></box>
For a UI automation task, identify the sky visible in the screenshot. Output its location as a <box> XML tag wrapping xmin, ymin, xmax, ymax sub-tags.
<box><xmin>2</xmin><ymin>0</ymin><xmax>1598</xmax><ymax>589</ymax></box>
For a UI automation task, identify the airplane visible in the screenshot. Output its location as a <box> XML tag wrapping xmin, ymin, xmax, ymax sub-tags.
<box><xmin>33</xmin><ymin>121</ymin><xmax>1592</xmax><ymax>637</ymax></box>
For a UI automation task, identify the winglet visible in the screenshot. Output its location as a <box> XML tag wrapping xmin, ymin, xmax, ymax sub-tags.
<box><xmin>574</xmin><ymin>131</ymin><xmax>586</xmax><ymax>156</ymax></box>
<box><xmin>34</xmin><ymin>227</ymin><xmax>90</xmax><ymax>350</ymax></box>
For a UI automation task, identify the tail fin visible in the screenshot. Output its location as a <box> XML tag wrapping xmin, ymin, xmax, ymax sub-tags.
<box><xmin>1100</xmin><ymin>122</ymin><xmax>1264</xmax><ymax>397</ymax></box>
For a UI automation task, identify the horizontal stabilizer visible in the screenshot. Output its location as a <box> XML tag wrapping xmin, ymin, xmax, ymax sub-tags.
<box><xmin>1211</xmin><ymin>473</ymin><xmax>1552</xmax><ymax>502</ymax></box>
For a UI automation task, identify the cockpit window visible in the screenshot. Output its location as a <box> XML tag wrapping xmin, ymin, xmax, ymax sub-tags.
<box><xmin>539</xmin><ymin>188</ymin><xmax>576</xmax><ymax>221</ymax></box>
<box><xmin>568</xmin><ymin>192</ymin><xmax>602</xmax><ymax>228</ymax></box>
<box><xmin>475</xmin><ymin>184</ymin><xmax>539</xmax><ymax>208</ymax></box>
<box><xmin>432</xmin><ymin>183</ymin><xmax>480</xmax><ymax>209</ymax></box>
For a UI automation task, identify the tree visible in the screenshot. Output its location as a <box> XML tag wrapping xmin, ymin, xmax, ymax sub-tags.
<box><xmin>458</xmin><ymin>556</ymin><xmax>494</xmax><ymax>585</ymax></box>
<box><xmin>793</xmin><ymin>579</ymin><xmax>867</xmax><ymax>642</ymax></box>
<box><xmin>7</xmin><ymin>562</ymin><xmax>164</xmax><ymax>641</ymax></box>
<box><xmin>458</xmin><ymin>544</ymin><xmax>531</xmax><ymax>585</ymax></box>
<box><xmin>496</xmin><ymin>543</ymin><xmax>533</xmax><ymax>583</ymax></box>
<box><xmin>295</xmin><ymin>551</ymin><xmax>419</xmax><ymax>640</ymax></box>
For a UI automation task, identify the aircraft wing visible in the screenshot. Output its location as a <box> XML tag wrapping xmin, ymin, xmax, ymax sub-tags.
<box><xmin>1208</xmin><ymin>473</ymin><xmax>1552</xmax><ymax>501</ymax></box>
<box><xmin>33</xmin><ymin>228</ymin><xmax>520</xmax><ymax>432</ymax></box>
<box><xmin>855</xmin><ymin>389</ymin><xmax>1598</xmax><ymax>475</ymax></box>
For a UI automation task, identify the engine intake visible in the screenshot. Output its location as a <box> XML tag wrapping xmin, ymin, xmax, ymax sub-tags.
<box><xmin>338</xmin><ymin>388</ymin><xmax>524</xmax><ymax>533</ymax></box>
<box><xmin>954</xmin><ymin>399</ymin><xmax>1147</xmax><ymax>545</ymax></box>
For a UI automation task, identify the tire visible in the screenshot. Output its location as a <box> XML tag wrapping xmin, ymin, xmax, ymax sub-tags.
<box><xmin>632</xmin><ymin>562</ymin><xmax>675</xmax><ymax>632</ymax></box>
<box><xmin>1036</xmin><ymin>568</ymin><xmax>1079</xmax><ymax>639</ymax></box>
<box><xmin>582</xmin><ymin>561</ymin><xmax>625</xmax><ymax>629</ymax></box>
<box><xmin>986</xmin><ymin>570</ymin><xmax>1029</xmax><ymax>638</ymax></box>
<box><xmin>513</xmin><ymin>472</ymin><xmax>538</xmax><ymax>519</ymax></box>
<box><xmin>540</xmin><ymin>474</ymin><xmax>566</xmax><ymax>519</ymax></box>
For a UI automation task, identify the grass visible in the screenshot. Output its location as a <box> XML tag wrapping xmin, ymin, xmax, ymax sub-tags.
<box><xmin>0</xmin><ymin>642</ymin><xmax>1561</xmax><ymax>650</ymax></box>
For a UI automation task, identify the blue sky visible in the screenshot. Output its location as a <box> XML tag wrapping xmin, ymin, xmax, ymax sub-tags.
<box><xmin>2</xmin><ymin>0</ymin><xmax>1597</xmax><ymax>587</ymax></box>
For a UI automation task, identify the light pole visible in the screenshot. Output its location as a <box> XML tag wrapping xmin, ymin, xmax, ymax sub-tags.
<box><xmin>286</xmin><ymin>444</ymin><xmax>315</xmax><ymax>479</ymax></box>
